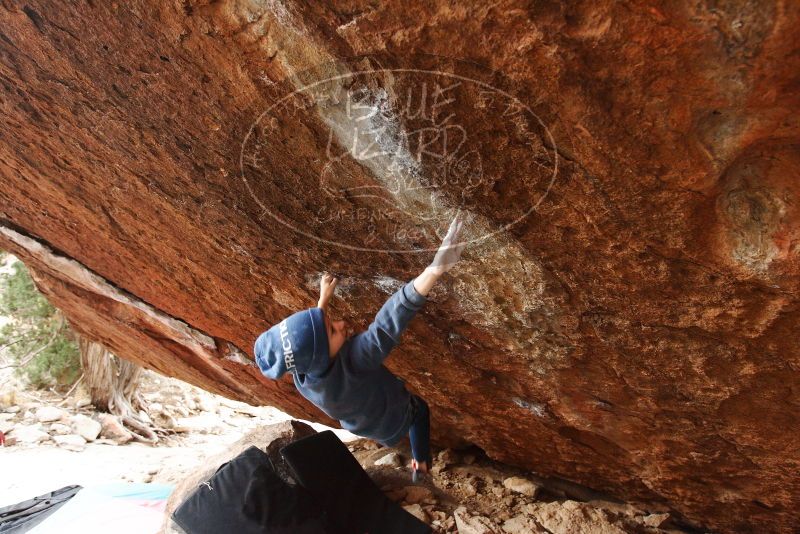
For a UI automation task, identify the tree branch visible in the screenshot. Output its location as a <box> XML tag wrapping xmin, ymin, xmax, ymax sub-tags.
<box><xmin>0</xmin><ymin>316</ymin><xmax>63</xmax><ymax>370</ymax></box>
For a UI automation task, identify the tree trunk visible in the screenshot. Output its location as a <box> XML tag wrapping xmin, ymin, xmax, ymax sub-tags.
<box><xmin>78</xmin><ymin>335</ymin><xmax>157</xmax><ymax>443</ymax></box>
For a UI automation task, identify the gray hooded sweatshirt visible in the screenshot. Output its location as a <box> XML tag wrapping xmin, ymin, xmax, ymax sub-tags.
<box><xmin>294</xmin><ymin>280</ymin><xmax>426</xmax><ymax>446</ymax></box>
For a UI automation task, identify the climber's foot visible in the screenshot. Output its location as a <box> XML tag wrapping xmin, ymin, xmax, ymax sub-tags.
<box><xmin>411</xmin><ymin>459</ymin><xmax>429</xmax><ymax>483</ymax></box>
<box><xmin>411</xmin><ymin>459</ymin><xmax>429</xmax><ymax>473</ymax></box>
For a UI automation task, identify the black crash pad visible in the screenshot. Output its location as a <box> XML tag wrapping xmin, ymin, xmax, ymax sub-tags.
<box><xmin>172</xmin><ymin>446</ymin><xmax>326</xmax><ymax>534</ymax></box>
<box><xmin>280</xmin><ymin>430</ymin><xmax>432</xmax><ymax>534</ymax></box>
<box><xmin>0</xmin><ymin>485</ymin><xmax>82</xmax><ymax>533</ymax></box>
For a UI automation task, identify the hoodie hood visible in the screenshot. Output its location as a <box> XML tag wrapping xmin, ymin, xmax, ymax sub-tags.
<box><xmin>254</xmin><ymin>307</ymin><xmax>329</xmax><ymax>378</ymax></box>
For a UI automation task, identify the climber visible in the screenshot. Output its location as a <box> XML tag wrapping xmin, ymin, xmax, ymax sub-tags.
<box><xmin>254</xmin><ymin>215</ymin><xmax>467</xmax><ymax>482</ymax></box>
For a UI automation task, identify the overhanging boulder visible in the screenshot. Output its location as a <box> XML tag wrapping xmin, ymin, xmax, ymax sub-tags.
<box><xmin>0</xmin><ymin>2</ymin><xmax>798</xmax><ymax>531</ymax></box>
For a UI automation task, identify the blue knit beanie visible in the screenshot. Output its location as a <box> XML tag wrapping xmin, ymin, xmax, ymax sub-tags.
<box><xmin>254</xmin><ymin>308</ymin><xmax>328</xmax><ymax>378</ymax></box>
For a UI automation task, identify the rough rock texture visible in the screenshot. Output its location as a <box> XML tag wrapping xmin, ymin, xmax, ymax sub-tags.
<box><xmin>0</xmin><ymin>2</ymin><xmax>798</xmax><ymax>532</ymax></box>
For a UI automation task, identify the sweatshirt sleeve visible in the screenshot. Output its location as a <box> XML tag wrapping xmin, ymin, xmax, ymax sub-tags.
<box><xmin>348</xmin><ymin>280</ymin><xmax>427</xmax><ymax>372</ymax></box>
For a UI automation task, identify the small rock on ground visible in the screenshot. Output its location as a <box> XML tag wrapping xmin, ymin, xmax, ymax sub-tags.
<box><xmin>503</xmin><ymin>514</ymin><xmax>543</xmax><ymax>534</ymax></box>
<box><xmin>49</xmin><ymin>423</ymin><xmax>72</xmax><ymax>435</ymax></box>
<box><xmin>35</xmin><ymin>406</ymin><xmax>66</xmax><ymax>423</ymax></box>
<box><xmin>53</xmin><ymin>434</ymin><xmax>87</xmax><ymax>452</ymax></box>
<box><xmin>643</xmin><ymin>512</ymin><xmax>671</xmax><ymax>528</ymax></box>
<box><xmin>10</xmin><ymin>424</ymin><xmax>49</xmax><ymax>443</ymax></box>
<box><xmin>503</xmin><ymin>477</ymin><xmax>540</xmax><ymax>498</ymax></box>
<box><xmin>403</xmin><ymin>485</ymin><xmax>435</xmax><ymax>505</ymax></box>
<box><xmin>454</xmin><ymin>506</ymin><xmax>497</xmax><ymax>534</ymax></box>
<box><xmin>70</xmin><ymin>413</ymin><xmax>102</xmax><ymax>441</ymax></box>
<box><xmin>403</xmin><ymin>503</ymin><xmax>430</xmax><ymax>523</ymax></box>
<box><xmin>375</xmin><ymin>451</ymin><xmax>402</xmax><ymax>467</ymax></box>
<box><xmin>97</xmin><ymin>413</ymin><xmax>133</xmax><ymax>443</ymax></box>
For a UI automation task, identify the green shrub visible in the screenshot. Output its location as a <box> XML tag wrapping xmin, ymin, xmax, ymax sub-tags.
<box><xmin>0</xmin><ymin>261</ymin><xmax>81</xmax><ymax>389</ymax></box>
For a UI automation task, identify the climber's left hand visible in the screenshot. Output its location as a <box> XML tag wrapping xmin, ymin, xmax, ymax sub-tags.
<box><xmin>318</xmin><ymin>273</ymin><xmax>338</xmax><ymax>309</ymax></box>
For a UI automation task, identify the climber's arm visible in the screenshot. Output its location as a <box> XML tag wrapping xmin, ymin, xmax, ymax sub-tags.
<box><xmin>348</xmin><ymin>280</ymin><xmax>426</xmax><ymax>372</ymax></box>
<box><xmin>411</xmin><ymin>267</ymin><xmax>440</xmax><ymax>297</ymax></box>
<box><xmin>414</xmin><ymin>214</ymin><xmax>467</xmax><ymax>295</ymax></box>
<box><xmin>349</xmin><ymin>215</ymin><xmax>466</xmax><ymax>371</ymax></box>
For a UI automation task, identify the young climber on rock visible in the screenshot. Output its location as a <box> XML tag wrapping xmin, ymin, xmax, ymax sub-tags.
<box><xmin>254</xmin><ymin>215</ymin><xmax>466</xmax><ymax>482</ymax></box>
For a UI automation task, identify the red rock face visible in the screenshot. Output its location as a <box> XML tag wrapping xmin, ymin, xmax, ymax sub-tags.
<box><xmin>0</xmin><ymin>2</ymin><xmax>798</xmax><ymax>531</ymax></box>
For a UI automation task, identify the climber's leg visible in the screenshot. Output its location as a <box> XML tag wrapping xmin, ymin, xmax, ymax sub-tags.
<box><xmin>409</xmin><ymin>395</ymin><xmax>431</xmax><ymax>478</ymax></box>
